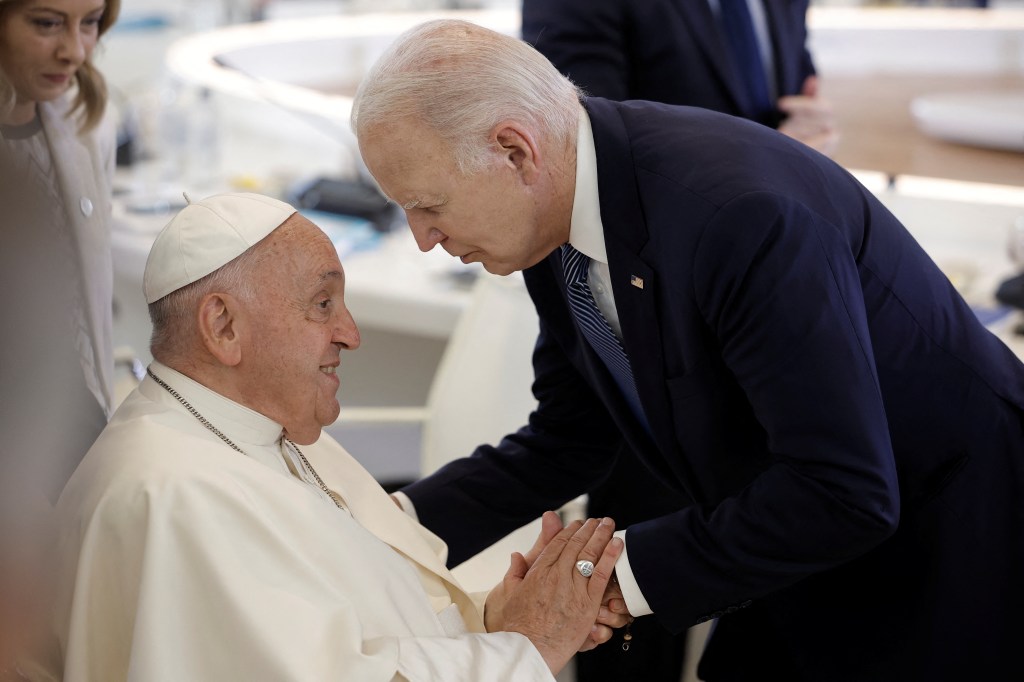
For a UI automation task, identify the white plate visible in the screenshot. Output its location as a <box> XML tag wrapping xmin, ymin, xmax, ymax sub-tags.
<box><xmin>911</xmin><ymin>91</ymin><xmax>1024</xmax><ymax>153</ymax></box>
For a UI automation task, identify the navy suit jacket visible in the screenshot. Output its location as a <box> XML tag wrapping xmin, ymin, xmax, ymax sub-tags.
<box><xmin>403</xmin><ymin>98</ymin><xmax>1024</xmax><ymax>679</ymax></box>
<box><xmin>522</xmin><ymin>0</ymin><xmax>815</xmax><ymax>126</ymax></box>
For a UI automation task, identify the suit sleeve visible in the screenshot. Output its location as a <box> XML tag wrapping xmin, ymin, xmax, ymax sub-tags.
<box><xmin>771</xmin><ymin>0</ymin><xmax>816</xmax><ymax>93</ymax></box>
<box><xmin>624</xmin><ymin>191</ymin><xmax>900</xmax><ymax>632</ymax></box>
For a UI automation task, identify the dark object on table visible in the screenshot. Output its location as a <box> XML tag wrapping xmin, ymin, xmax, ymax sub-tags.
<box><xmin>995</xmin><ymin>272</ymin><xmax>1024</xmax><ymax>310</ymax></box>
<box><xmin>288</xmin><ymin>176</ymin><xmax>400</xmax><ymax>233</ymax></box>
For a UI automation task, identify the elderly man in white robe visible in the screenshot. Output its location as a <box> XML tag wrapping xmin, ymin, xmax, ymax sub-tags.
<box><xmin>50</xmin><ymin>192</ymin><xmax>626</xmax><ymax>681</ymax></box>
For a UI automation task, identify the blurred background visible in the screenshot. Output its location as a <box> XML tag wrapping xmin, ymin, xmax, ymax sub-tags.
<box><xmin>97</xmin><ymin>0</ymin><xmax>1024</xmax><ymax>485</ymax></box>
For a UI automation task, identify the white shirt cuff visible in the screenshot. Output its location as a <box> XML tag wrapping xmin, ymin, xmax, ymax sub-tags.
<box><xmin>613</xmin><ymin>529</ymin><xmax>653</xmax><ymax>617</ymax></box>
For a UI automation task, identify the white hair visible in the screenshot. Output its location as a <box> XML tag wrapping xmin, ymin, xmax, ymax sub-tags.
<box><xmin>148</xmin><ymin>239</ymin><xmax>261</xmax><ymax>363</ymax></box>
<box><xmin>351</xmin><ymin>19</ymin><xmax>581</xmax><ymax>175</ymax></box>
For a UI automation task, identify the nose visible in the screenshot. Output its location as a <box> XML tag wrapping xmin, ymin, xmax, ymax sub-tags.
<box><xmin>333</xmin><ymin>305</ymin><xmax>361</xmax><ymax>351</ymax></box>
<box><xmin>405</xmin><ymin>212</ymin><xmax>445</xmax><ymax>252</ymax></box>
<box><xmin>57</xmin><ymin>27</ymin><xmax>87</xmax><ymax>66</ymax></box>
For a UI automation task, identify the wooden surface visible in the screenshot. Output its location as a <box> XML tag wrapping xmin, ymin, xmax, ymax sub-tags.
<box><xmin>821</xmin><ymin>73</ymin><xmax>1024</xmax><ymax>187</ymax></box>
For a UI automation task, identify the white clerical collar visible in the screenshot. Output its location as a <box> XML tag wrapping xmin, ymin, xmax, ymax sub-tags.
<box><xmin>146</xmin><ymin>360</ymin><xmax>284</xmax><ymax>447</ymax></box>
<box><xmin>568</xmin><ymin>106</ymin><xmax>609</xmax><ymax>265</ymax></box>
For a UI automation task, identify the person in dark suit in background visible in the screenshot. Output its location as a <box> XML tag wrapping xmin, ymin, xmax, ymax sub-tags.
<box><xmin>523</xmin><ymin>0</ymin><xmax>837</xmax><ymax>155</ymax></box>
<box><xmin>520</xmin><ymin>1</ymin><xmax>838</xmax><ymax>677</ymax></box>
<box><xmin>353</xmin><ymin>19</ymin><xmax>1024</xmax><ymax>682</ymax></box>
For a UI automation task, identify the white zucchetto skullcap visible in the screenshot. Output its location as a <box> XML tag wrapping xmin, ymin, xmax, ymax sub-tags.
<box><xmin>144</xmin><ymin>192</ymin><xmax>297</xmax><ymax>303</ymax></box>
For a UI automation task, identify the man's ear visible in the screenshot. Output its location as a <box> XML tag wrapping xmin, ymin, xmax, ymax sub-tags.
<box><xmin>493</xmin><ymin>122</ymin><xmax>541</xmax><ymax>184</ymax></box>
<box><xmin>197</xmin><ymin>292</ymin><xmax>243</xmax><ymax>367</ymax></box>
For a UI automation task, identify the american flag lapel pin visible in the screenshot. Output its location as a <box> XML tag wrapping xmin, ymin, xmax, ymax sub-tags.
<box><xmin>630</xmin><ymin>275</ymin><xmax>644</xmax><ymax>289</ymax></box>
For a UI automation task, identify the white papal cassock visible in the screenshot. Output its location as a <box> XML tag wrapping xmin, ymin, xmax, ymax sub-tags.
<box><xmin>52</xmin><ymin>361</ymin><xmax>553</xmax><ymax>681</ymax></box>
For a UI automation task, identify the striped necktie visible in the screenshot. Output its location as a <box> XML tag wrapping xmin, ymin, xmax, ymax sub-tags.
<box><xmin>561</xmin><ymin>244</ymin><xmax>647</xmax><ymax>426</ymax></box>
<box><xmin>718</xmin><ymin>0</ymin><xmax>774</xmax><ymax>121</ymax></box>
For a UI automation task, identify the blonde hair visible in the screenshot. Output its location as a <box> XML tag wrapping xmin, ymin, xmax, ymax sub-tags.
<box><xmin>351</xmin><ymin>19</ymin><xmax>581</xmax><ymax>175</ymax></box>
<box><xmin>0</xmin><ymin>0</ymin><xmax>121</xmax><ymax>131</ymax></box>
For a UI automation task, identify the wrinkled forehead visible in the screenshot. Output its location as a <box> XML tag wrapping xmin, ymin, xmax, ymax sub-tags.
<box><xmin>359</xmin><ymin>116</ymin><xmax>452</xmax><ymax>162</ymax></box>
<box><xmin>261</xmin><ymin>214</ymin><xmax>338</xmax><ymax>262</ymax></box>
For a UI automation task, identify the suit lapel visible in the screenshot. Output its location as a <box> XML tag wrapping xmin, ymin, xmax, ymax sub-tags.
<box><xmin>581</xmin><ymin>99</ymin><xmax>679</xmax><ymax>475</ymax></box>
<box><xmin>604</xmin><ymin>230</ymin><xmax>683</xmax><ymax>486</ymax></box>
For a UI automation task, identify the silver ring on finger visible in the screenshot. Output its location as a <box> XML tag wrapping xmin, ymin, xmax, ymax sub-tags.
<box><xmin>575</xmin><ymin>560</ymin><xmax>595</xmax><ymax>578</ymax></box>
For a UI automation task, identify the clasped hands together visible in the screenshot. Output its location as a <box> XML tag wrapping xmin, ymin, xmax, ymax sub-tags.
<box><xmin>484</xmin><ymin>511</ymin><xmax>632</xmax><ymax>675</ymax></box>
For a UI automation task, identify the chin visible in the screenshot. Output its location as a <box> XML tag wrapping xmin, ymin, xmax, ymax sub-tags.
<box><xmin>285</xmin><ymin>431</ymin><xmax>321</xmax><ymax>446</ymax></box>
<box><xmin>482</xmin><ymin>261</ymin><xmax>518</xmax><ymax>276</ymax></box>
<box><xmin>284</xmin><ymin>421</ymin><xmax>325</xmax><ymax>446</ymax></box>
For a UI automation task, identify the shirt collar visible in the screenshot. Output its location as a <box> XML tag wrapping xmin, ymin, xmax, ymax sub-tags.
<box><xmin>568</xmin><ymin>106</ymin><xmax>608</xmax><ymax>265</ymax></box>
<box><xmin>146</xmin><ymin>360</ymin><xmax>285</xmax><ymax>448</ymax></box>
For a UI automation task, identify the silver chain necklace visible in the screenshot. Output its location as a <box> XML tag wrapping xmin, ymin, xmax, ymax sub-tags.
<box><xmin>147</xmin><ymin>368</ymin><xmax>346</xmax><ymax>512</ymax></box>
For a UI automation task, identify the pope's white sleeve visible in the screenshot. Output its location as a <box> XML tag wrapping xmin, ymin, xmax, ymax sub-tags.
<box><xmin>56</xmin><ymin>466</ymin><xmax>552</xmax><ymax>682</ymax></box>
<box><xmin>397</xmin><ymin>632</ymin><xmax>553</xmax><ymax>681</ymax></box>
<box><xmin>392</xmin><ymin>489</ymin><xmax>419</xmax><ymax>520</ymax></box>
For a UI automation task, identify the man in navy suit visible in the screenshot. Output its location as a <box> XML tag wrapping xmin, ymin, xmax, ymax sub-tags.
<box><xmin>352</xmin><ymin>19</ymin><xmax>1024</xmax><ymax>682</ymax></box>
<box><xmin>522</xmin><ymin>2</ymin><xmax>838</xmax><ymax>677</ymax></box>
